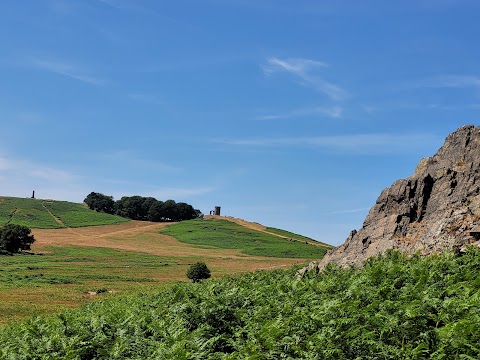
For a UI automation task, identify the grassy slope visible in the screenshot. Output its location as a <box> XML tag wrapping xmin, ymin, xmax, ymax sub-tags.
<box><xmin>0</xmin><ymin>249</ymin><xmax>478</xmax><ymax>359</ymax></box>
<box><xmin>161</xmin><ymin>219</ymin><xmax>329</xmax><ymax>259</ymax></box>
<box><xmin>0</xmin><ymin>246</ymin><xmax>177</xmax><ymax>324</ymax></box>
<box><xmin>265</xmin><ymin>226</ymin><xmax>331</xmax><ymax>246</ymax></box>
<box><xmin>0</xmin><ymin>196</ymin><xmax>128</xmax><ymax>228</ymax></box>
<box><xmin>0</xmin><ymin>217</ymin><xmax>321</xmax><ymax>325</ymax></box>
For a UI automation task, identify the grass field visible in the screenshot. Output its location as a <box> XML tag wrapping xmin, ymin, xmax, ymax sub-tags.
<box><xmin>0</xmin><ymin>245</ymin><xmax>178</xmax><ymax>325</ymax></box>
<box><xmin>0</xmin><ymin>196</ymin><xmax>128</xmax><ymax>228</ymax></box>
<box><xmin>2</xmin><ymin>249</ymin><xmax>478</xmax><ymax>359</ymax></box>
<box><xmin>161</xmin><ymin>219</ymin><xmax>329</xmax><ymax>259</ymax></box>
<box><xmin>0</xmin><ymin>219</ymin><xmax>323</xmax><ymax>325</ymax></box>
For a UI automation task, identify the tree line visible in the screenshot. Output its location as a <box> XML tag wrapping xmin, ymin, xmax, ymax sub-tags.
<box><xmin>84</xmin><ymin>192</ymin><xmax>201</xmax><ymax>222</ymax></box>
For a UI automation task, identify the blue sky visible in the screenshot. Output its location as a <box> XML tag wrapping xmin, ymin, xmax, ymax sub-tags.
<box><xmin>1</xmin><ymin>0</ymin><xmax>479</xmax><ymax>245</ymax></box>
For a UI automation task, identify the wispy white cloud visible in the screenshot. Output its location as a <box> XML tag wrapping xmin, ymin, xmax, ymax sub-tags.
<box><xmin>214</xmin><ymin>133</ymin><xmax>441</xmax><ymax>154</ymax></box>
<box><xmin>0</xmin><ymin>153</ymin><xmax>87</xmax><ymax>201</ymax></box>
<box><xmin>0</xmin><ymin>154</ymin><xmax>76</xmax><ymax>182</ymax></box>
<box><xmin>20</xmin><ymin>56</ymin><xmax>106</xmax><ymax>86</ymax></box>
<box><xmin>255</xmin><ymin>106</ymin><xmax>343</xmax><ymax>120</ymax></box>
<box><xmin>262</xmin><ymin>57</ymin><xmax>347</xmax><ymax>100</ymax></box>
<box><xmin>415</xmin><ymin>75</ymin><xmax>480</xmax><ymax>89</ymax></box>
<box><xmin>263</xmin><ymin>57</ymin><xmax>328</xmax><ymax>75</ymax></box>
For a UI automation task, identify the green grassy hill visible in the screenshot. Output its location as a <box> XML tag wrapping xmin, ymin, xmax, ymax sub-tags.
<box><xmin>0</xmin><ymin>196</ymin><xmax>129</xmax><ymax>228</ymax></box>
<box><xmin>161</xmin><ymin>219</ymin><xmax>329</xmax><ymax>259</ymax></box>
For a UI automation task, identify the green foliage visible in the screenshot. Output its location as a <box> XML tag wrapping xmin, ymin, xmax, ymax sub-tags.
<box><xmin>0</xmin><ymin>248</ymin><xmax>479</xmax><ymax>359</ymax></box>
<box><xmin>115</xmin><ymin>196</ymin><xmax>199</xmax><ymax>222</ymax></box>
<box><xmin>0</xmin><ymin>224</ymin><xmax>35</xmax><ymax>253</ymax></box>
<box><xmin>0</xmin><ymin>197</ymin><xmax>128</xmax><ymax>228</ymax></box>
<box><xmin>186</xmin><ymin>262</ymin><xmax>211</xmax><ymax>283</ymax></box>
<box><xmin>84</xmin><ymin>192</ymin><xmax>115</xmax><ymax>214</ymax></box>
<box><xmin>162</xmin><ymin>219</ymin><xmax>328</xmax><ymax>258</ymax></box>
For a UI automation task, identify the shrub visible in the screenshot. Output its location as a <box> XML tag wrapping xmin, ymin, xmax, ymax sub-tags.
<box><xmin>186</xmin><ymin>262</ymin><xmax>211</xmax><ymax>283</ymax></box>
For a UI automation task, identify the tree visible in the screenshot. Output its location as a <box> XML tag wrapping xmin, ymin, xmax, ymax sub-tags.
<box><xmin>115</xmin><ymin>196</ymin><xmax>145</xmax><ymax>219</ymax></box>
<box><xmin>84</xmin><ymin>192</ymin><xmax>115</xmax><ymax>214</ymax></box>
<box><xmin>147</xmin><ymin>200</ymin><xmax>165</xmax><ymax>222</ymax></box>
<box><xmin>141</xmin><ymin>197</ymin><xmax>158</xmax><ymax>220</ymax></box>
<box><xmin>162</xmin><ymin>200</ymin><xmax>178</xmax><ymax>221</ymax></box>
<box><xmin>86</xmin><ymin>192</ymin><xmax>201</xmax><ymax>222</ymax></box>
<box><xmin>0</xmin><ymin>224</ymin><xmax>35</xmax><ymax>254</ymax></box>
<box><xmin>186</xmin><ymin>262</ymin><xmax>211</xmax><ymax>283</ymax></box>
<box><xmin>195</xmin><ymin>209</ymin><xmax>204</xmax><ymax>219</ymax></box>
<box><xmin>176</xmin><ymin>202</ymin><xmax>198</xmax><ymax>221</ymax></box>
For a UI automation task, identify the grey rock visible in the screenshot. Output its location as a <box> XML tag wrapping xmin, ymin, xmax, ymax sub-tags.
<box><xmin>300</xmin><ymin>124</ymin><xmax>480</xmax><ymax>275</ymax></box>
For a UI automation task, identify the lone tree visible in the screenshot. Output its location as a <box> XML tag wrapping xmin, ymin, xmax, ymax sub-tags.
<box><xmin>186</xmin><ymin>262</ymin><xmax>211</xmax><ymax>283</ymax></box>
<box><xmin>0</xmin><ymin>224</ymin><xmax>35</xmax><ymax>254</ymax></box>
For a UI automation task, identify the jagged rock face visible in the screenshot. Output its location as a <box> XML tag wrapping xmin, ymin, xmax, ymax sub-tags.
<box><xmin>300</xmin><ymin>124</ymin><xmax>480</xmax><ymax>275</ymax></box>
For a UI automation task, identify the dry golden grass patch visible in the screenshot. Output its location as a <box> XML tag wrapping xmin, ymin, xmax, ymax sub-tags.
<box><xmin>1</xmin><ymin>220</ymin><xmax>310</xmax><ymax>325</ymax></box>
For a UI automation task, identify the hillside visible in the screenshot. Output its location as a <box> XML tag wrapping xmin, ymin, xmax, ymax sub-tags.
<box><xmin>0</xmin><ymin>213</ymin><xmax>326</xmax><ymax>325</ymax></box>
<box><xmin>213</xmin><ymin>215</ymin><xmax>331</xmax><ymax>248</ymax></box>
<box><xmin>161</xmin><ymin>218</ymin><xmax>330</xmax><ymax>259</ymax></box>
<box><xmin>0</xmin><ymin>196</ymin><xmax>129</xmax><ymax>228</ymax></box>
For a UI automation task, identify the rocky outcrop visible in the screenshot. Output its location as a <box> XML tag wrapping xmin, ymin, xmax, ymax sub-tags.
<box><xmin>299</xmin><ymin>124</ymin><xmax>480</xmax><ymax>276</ymax></box>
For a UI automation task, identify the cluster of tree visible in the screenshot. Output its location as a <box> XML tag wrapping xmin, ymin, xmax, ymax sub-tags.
<box><xmin>84</xmin><ymin>192</ymin><xmax>201</xmax><ymax>222</ymax></box>
<box><xmin>0</xmin><ymin>224</ymin><xmax>35</xmax><ymax>255</ymax></box>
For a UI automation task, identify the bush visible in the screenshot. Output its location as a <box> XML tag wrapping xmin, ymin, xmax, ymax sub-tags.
<box><xmin>186</xmin><ymin>262</ymin><xmax>211</xmax><ymax>283</ymax></box>
<box><xmin>0</xmin><ymin>224</ymin><xmax>35</xmax><ymax>254</ymax></box>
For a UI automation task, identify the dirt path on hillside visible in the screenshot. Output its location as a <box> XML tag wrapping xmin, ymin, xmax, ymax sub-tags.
<box><xmin>6</xmin><ymin>208</ymin><xmax>18</xmax><ymax>224</ymax></box>
<box><xmin>31</xmin><ymin>221</ymin><xmax>285</xmax><ymax>260</ymax></box>
<box><xmin>41</xmin><ymin>201</ymin><xmax>65</xmax><ymax>226</ymax></box>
